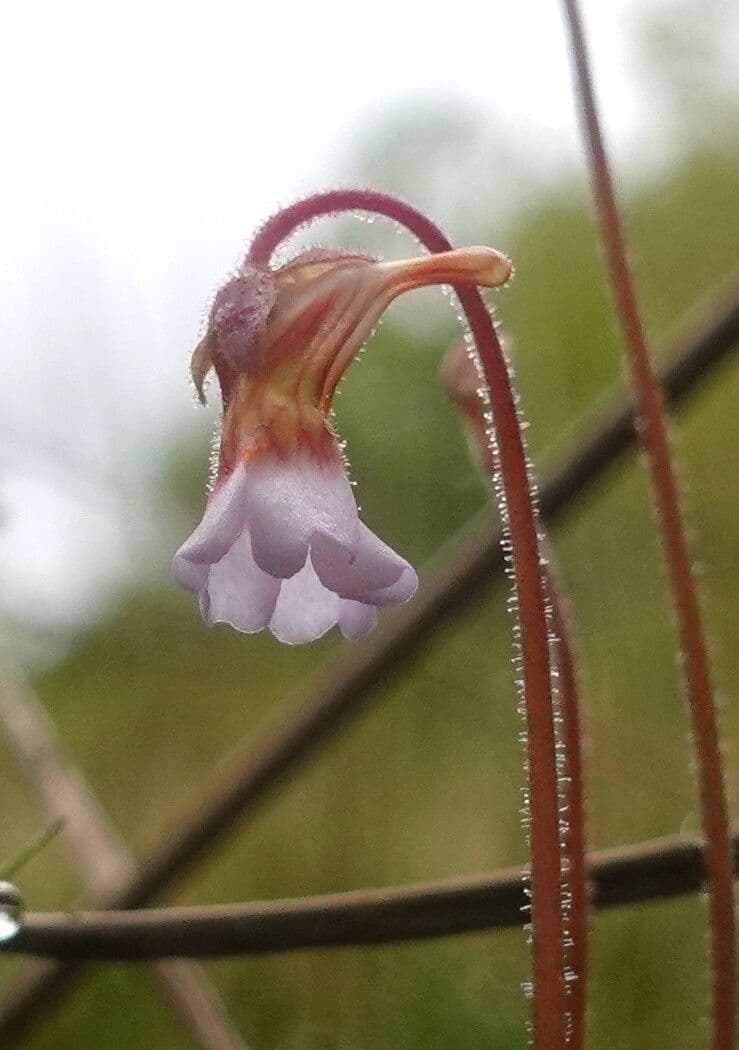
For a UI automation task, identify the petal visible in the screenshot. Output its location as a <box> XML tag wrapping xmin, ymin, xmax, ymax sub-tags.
<box><xmin>172</xmin><ymin>553</ymin><xmax>210</xmax><ymax>594</ymax></box>
<box><xmin>269</xmin><ymin>559</ymin><xmax>340</xmax><ymax>645</ymax></box>
<box><xmin>174</xmin><ymin>465</ymin><xmax>249</xmax><ymax>567</ymax></box>
<box><xmin>311</xmin><ymin>522</ymin><xmax>403</xmax><ymax>600</ymax></box>
<box><xmin>245</xmin><ymin>453</ymin><xmax>359</xmax><ymax>579</ymax></box>
<box><xmin>205</xmin><ymin>530</ymin><xmax>281</xmax><ymax>633</ymax></box>
<box><xmin>366</xmin><ymin>563</ymin><xmax>418</xmax><ymax>607</ymax></box>
<box><xmin>338</xmin><ymin>600</ymin><xmax>377</xmax><ymax>641</ymax></box>
<box><xmin>311</xmin><ymin>522</ymin><xmax>412</xmax><ymax>603</ymax></box>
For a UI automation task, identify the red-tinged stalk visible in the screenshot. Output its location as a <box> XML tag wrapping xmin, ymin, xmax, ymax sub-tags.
<box><xmin>442</xmin><ymin>340</ymin><xmax>590</xmax><ymax>1047</ymax></box>
<box><xmin>250</xmin><ymin>189</ymin><xmax>568</xmax><ymax>1048</ymax></box>
<box><xmin>560</xmin><ymin>3</ymin><xmax>735</xmax><ymax>1046</ymax></box>
<box><xmin>548</xmin><ymin>566</ymin><xmax>589</xmax><ymax>1050</ymax></box>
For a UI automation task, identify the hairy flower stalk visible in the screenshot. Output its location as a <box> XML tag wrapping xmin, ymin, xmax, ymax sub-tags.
<box><xmin>442</xmin><ymin>340</ymin><xmax>589</xmax><ymax>1049</ymax></box>
<box><xmin>174</xmin><ymin>245</ymin><xmax>511</xmax><ymax>644</ymax></box>
<box><xmin>247</xmin><ymin>189</ymin><xmax>568</xmax><ymax>1047</ymax></box>
<box><xmin>561</xmin><ymin>3</ymin><xmax>736</xmax><ymax>1045</ymax></box>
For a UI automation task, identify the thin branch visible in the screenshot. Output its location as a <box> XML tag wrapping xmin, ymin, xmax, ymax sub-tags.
<box><xmin>560</xmin><ymin>4</ymin><xmax>736</xmax><ymax>1046</ymax></box>
<box><xmin>0</xmin><ymin>289</ymin><xmax>734</xmax><ymax>1044</ymax></box>
<box><xmin>0</xmin><ymin>671</ymin><xmax>246</xmax><ymax>1050</ymax></box>
<box><xmin>0</xmin><ymin>821</ymin><xmax>64</xmax><ymax>882</ymax></box>
<box><xmin>0</xmin><ymin>827</ymin><xmax>735</xmax><ymax>961</ymax></box>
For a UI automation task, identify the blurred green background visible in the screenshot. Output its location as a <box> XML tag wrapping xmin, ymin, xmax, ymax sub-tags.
<box><xmin>1</xmin><ymin>3</ymin><xmax>737</xmax><ymax>1048</ymax></box>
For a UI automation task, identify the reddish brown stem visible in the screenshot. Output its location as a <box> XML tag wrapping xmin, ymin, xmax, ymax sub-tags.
<box><xmin>442</xmin><ymin>342</ymin><xmax>589</xmax><ymax>1048</ymax></box>
<box><xmin>548</xmin><ymin>566</ymin><xmax>588</xmax><ymax>1049</ymax></box>
<box><xmin>251</xmin><ymin>190</ymin><xmax>567</xmax><ymax>1047</ymax></box>
<box><xmin>560</xmin><ymin>3</ymin><xmax>736</xmax><ymax>1046</ymax></box>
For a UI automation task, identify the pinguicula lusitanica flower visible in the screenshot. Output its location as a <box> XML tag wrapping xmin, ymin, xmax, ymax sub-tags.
<box><xmin>173</xmin><ymin>242</ymin><xmax>512</xmax><ymax>644</ymax></box>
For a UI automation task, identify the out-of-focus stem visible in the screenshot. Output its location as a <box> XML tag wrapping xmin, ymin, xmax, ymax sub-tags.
<box><xmin>560</xmin><ymin>3</ymin><xmax>735</xmax><ymax>1046</ymax></box>
<box><xmin>3</xmin><ymin>827</ymin><xmax>736</xmax><ymax>961</ymax></box>
<box><xmin>252</xmin><ymin>189</ymin><xmax>567</xmax><ymax>1047</ymax></box>
<box><xmin>0</xmin><ymin>670</ymin><xmax>246</xmax><ymax>1050</ymax></box>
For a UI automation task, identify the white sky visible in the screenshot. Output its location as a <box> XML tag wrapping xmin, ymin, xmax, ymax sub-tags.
<box><xmin>0</xmin><ymin>0</ymin><xmax>719</xmax><ymax>634</ymax></box>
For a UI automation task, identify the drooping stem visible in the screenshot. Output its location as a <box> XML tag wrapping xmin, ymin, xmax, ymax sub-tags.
<box><xmin>560</xmin><ymin>3</ymin><xmax>736</xmax><ymax>1046</ymax></box>
<box><xmin>251</xmin><ymin>189</ymin><xmax>568</xmax><ymax>1047</ymax></box>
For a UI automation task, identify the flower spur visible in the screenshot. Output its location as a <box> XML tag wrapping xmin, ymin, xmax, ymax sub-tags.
<box><xmin>173</xmin><ymin>239</ymin><xmax>512</xmax><ymax>644</ymax></box>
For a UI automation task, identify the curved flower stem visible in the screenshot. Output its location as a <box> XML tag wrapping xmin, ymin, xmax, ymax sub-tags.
<box><xmin>560</xmin><ymin>3</ymin><xmax>736</xmax><ymax>1046</ymax></box>
<box><xmin>251</xmin><ymin>190</ymin><xmax>567</xmax><ymax>1047</ymax></box>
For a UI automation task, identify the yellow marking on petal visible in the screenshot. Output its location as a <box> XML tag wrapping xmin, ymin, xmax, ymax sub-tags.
<box><xmin>377</xmin><ymin>246</ymin><xmax>513</xmax><ymax>293</ymax></box>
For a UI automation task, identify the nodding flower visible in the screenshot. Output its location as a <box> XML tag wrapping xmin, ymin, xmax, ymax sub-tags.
<box><xmin>173</xmin><ymin>240</ymin><xmax>512</xmax><ymax>644</ymax></box>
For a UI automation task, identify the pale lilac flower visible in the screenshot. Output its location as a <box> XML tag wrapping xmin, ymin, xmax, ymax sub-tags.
<box><xmin>173</xmin><ymin>243</ymin><xmax>512</xmax><ymax>644</ymax></box>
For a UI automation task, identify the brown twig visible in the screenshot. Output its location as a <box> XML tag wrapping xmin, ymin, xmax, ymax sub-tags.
<box><xmin>2</xmin><ymin>826</ymin><xmax>736</xmax><ymax>961</ymax></box>
<box><xmin>0</xmin><ymin>670</ymin><xmax>246</xmax><ymax>1050</ymax></box>
<box><xmin>0</xmin><ymin>289</ymin><xmax>734</xmax><ymax>1044</ymax></box>
<box><xmin>560</xmin><ymin>4</ymin><xmax>736</xmax><ymax>1046</ymax></box>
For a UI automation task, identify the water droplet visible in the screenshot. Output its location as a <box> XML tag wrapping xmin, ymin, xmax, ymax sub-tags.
<box><xmin>0</xmin><ymin>882</ymin><xmax>23</xmax><ymax>941</ymax></box>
